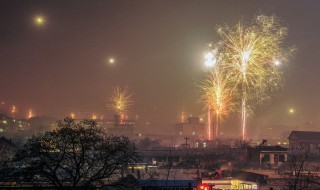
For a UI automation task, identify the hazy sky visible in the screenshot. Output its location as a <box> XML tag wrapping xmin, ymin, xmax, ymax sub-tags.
<box><xmin>1</xmin><ymin>0</ymin><xmax>320</xmax><ymax>136</ymax></box>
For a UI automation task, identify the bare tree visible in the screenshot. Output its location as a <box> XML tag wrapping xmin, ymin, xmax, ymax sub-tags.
<box><xmin>18</xmin><ymin>118</ymin><xmax>139</xmax><ymax>189</ymax></box>
<box><xmin>277</xmin><ymin>145</ymin><xmax>320</xmax><ymax>190</ymax></box>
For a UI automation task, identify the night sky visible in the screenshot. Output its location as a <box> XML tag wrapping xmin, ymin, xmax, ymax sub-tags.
<box><xmin>1</xmin><ymin>0</ymin><xmax>320</xmax><ymax>136</ymax></box>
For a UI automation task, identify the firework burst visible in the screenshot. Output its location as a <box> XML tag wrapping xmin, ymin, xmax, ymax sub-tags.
<box><xmin>200</xmin><ymin>68</ymin><xmax>236</xmax><ymax>140</ymax></box>
<box><xmin>107</xmin><ymin>86</ymin><xmax>133</xmax><ymax>115</ymax></box>
<box><xmin>215</xmin><ymin>15</ymin><xmax>290</xmax><ymax>139</ymax></box>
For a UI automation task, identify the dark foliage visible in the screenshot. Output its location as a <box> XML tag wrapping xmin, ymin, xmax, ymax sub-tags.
<box><xmin>17</xmin><ymin>118</ymin><xmax>139</xmax><ymax>189</ymax></box>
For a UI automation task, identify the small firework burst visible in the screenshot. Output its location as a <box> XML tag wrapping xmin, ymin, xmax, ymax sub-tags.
<box><xmin>107</xmin><ymin>86</ymin><xmax>133</xmax><ymax>115</ymax></box>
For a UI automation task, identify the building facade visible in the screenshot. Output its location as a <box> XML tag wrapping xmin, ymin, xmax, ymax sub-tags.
<box><xmin>288</xmin><ymin>131</ymin><xmax>320</xmax><ymax>155</ymax></box>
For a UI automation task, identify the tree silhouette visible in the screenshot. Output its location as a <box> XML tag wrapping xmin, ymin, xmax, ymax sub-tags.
<box><xmin>277</xmin><ymin>145</ymin><xmax>320</xmax><ymax>190</ymax></box>
<box><xmin>18</xmin><ymin>118</ymin><xmax>139</xmax><ymax>189</ymax></box>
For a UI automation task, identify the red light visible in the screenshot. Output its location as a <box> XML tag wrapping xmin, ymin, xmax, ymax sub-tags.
<box><xmin>199</xmin><ymin>184</ymin><xmax>210</xmax><ymax>190</ymax></box>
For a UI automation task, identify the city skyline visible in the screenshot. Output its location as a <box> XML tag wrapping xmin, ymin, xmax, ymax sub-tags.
<box><xmin>1</xmin><ymin>0</ymin><xmax>320</xmax><ymax>136</ymax></box>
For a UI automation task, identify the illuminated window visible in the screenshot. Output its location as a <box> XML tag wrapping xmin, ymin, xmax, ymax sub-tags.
<box><xmin>203</xmin><ymin>142</ymin><xmax>207</xmax><ymax>148</ymax></box>
<box><xmin>2</xmin><ymin>120</ymin><xmax>7</xmax><ymax>125</ymax></box>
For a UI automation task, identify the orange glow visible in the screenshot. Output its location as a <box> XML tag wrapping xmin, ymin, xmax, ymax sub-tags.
<box><xmin>11</xmin><ymin>105</ymin><xmax>16</xmax><ymax>114</ymax></box>
<box><xmin>70</xmin><ymin>112</ymin><xmax>75</xmax><ymax>119</ymax></box>
<box><xmin>179</xmin><ymin>111</ymin><xmax>186</xmax><ymax>123</ymax></box>
<box><xmin>199</xmin><ymin>184</ymin><xmax>210</xmax><ymax>190</ymax></box>
<box><xmin>28</xmin><ymin>109</ymin><xmax>33</xmax><ymax>119</ymax></box>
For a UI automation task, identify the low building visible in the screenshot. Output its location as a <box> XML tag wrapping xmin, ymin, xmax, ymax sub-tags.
<box><xmin>288</xmin><ymin>131</ymin><xmax>320</xmax><ymax>155</ymax></box>
<box><xmin>202</xmin><ymin>178</ymin><xmax>258</xmax><ymax>190</ymax></box>
<box><xmin>246</xmin><ymin>144</ymin><xmax>287</xmax><ymax>168</ymax></box>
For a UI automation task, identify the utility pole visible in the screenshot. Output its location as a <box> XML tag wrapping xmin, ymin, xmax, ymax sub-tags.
<box><xmin>184</xmin><ymin>137</ymin><xmax>190</xmax><ymax>149</ymax></box>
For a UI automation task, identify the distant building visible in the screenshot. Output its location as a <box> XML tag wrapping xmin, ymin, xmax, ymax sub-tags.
<box><xmin>288</xmin><ymin>131</ymin><xmax>320</xmax><ymax>155</ymax></box>
<box><xmin>105</xmin><ymin>114</ymin><xmax>135</xmax><ymax>137</ymax></box>
<box><xmin>175</xmin><ymin>116</ymin><xmax>205</xmax><ymax>138</ymax></box>
<box><xmin>0</xmin><ymin>114</ymin><xmax>29</xmax><ymax>135</ymax></box>
<box><xmin>246</xmin><ymin>142</ymin><xmax>288</xmax><ymax>168</ymax></box>
<box><xmin>28</xmin><ymin>116</ymin><xmax>57</xmax><ymax>133</ymax></box>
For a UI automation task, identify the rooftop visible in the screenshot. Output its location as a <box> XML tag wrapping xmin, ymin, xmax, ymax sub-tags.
<box><xmin>288</xmin><ymin>131</ymin><xmax>320</xmax><ymax>142</ymax></box>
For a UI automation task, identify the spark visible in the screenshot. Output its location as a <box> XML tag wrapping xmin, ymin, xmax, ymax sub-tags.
<box><xmin>107</xmin><ymin>86</ymin><xmax>133</xmax><ymax>115</ymax></box>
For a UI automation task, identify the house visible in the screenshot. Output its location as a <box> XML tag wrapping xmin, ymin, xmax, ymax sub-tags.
<box><xmin>288</xmin><ymin>131</ymin><xmax>320</xmax><ymax>155</ymax></box>
<box><xmin>246</xmin><ymin>143</ymin><xmax>288</xmax><ymax>168</ymax></box>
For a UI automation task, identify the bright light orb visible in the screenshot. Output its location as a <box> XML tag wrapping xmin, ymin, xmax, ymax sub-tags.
<box><xmin>242</xmin><ymin>51</ymin><xmax>251</xmax><ymax>63</ymax></box>
<box><xmin>34</xmin><ymin>16</ymin><xmax>45</xmax><ymax>25</ymax></box>
<box><xmin>289</xmin><ymin>108</ymin><xmax>294</xmax><ymax>114</ymax></box>
<box><xmin>70</xmin><ymin>113</ymin><xmax>75</xmax><ymax>119</ymax></box>
<box><xmin>108</xmin><ymin>58</ymin><xmax>115</xmax><ymax>64</ymax></box>
<box><xmin>274</xmin><ymin>60</ymin><xmax>281</xmax><ymax>66</ymax></box>
<box><xmin>204</xmin><ymin>52</ymin><xmax>216</xmax><ymax>68</ymax></box>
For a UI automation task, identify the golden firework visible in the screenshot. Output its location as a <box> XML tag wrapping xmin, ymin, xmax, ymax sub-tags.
<box><xmin>200</xmin><ymin>67</ymin><xmax>235</xmax><ymax>139</ymax></box>
<box><xmin>214</xmin><ymin>15</ymin><xmax>290</xmax><ymax>139</ymax></box>
<box><xmin>107</xmin><ymin>86</ymin><xmax>133</xmax><ymax>115</ymax></box>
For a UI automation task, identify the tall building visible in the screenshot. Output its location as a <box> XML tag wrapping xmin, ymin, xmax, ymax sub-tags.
<box><xmin>105</xmin><ymin>114</ymin><xmax>135</xmax><ymax>137</ymax></box>
<box><xmin>175</xmin><ymin>116</ymin><xmax>205</xmax><ymax>139</ymax></box>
